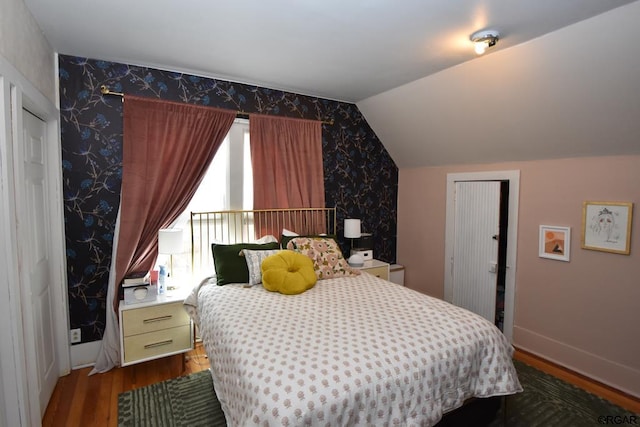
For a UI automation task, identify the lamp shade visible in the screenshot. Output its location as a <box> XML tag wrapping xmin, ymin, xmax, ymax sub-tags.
<box><xmin>344</xmin><ymin>219</ymin><xmax>362</xmax><ymax>239</ymax></box>
<box><xmin>158</xmin><ymin>228</ymin><xmax>184</xmax><ymax>254</ymax></box>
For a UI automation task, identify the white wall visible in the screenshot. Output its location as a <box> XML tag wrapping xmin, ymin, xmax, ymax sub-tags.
<box><xmin>0</xmin><ymin>1</ymin><xmax>62</xmax><ymax>425</ymax></box>
<box><xmin>0</xmin><ymin>148</ymin><xmax>15</xmax><ymax>426</ymax></box>
<box><xmin>0</xmin><ymin>54</ymin><xmax>66</xmax><ymax>425</ymax></box>
<box><xmin>0</xmin><ymin>0</ymin><xmax>56</xmax><ymax>103</ymax></box>
<box><xmin>0</xmin><ymin>57</ymin><xmax>31</xmax><ymax>427</ymax></box>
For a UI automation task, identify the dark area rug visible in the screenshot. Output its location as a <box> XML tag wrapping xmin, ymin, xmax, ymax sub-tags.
<box><xmin>487</xmin><ymin>360</ymin><xmax>638</xmax><ymax>427</ymax></box>
<box><xmin>118</xmin><ymin>369</ymin><xmax>225</xmax><ymax>427</ymax></box>
<box><xmin>118</xmin><ymin>361</ymin><xmax>638</xmax><ymax>426</ymax></box>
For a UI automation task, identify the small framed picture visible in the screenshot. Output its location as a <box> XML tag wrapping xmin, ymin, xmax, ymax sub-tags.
<box><xmin>581</xmin><ymin>201</ymin><xmax>633</xmax><ymax>255</ymax></box>
<box><xmin>539</xmin><ymin>225</ymin><xmax>571</xmax><ymax>261</ymax></box>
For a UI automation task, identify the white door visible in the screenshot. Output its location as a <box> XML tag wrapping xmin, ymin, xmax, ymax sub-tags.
<box><xmin>452</xmin><ymin>181</ymin><xmax>501</xmax><ymax>322</ymax></box>
<box><xmin>19</xmin><ymin>110</ymin><xmax>58</xmax><ymax>417</ymax></box>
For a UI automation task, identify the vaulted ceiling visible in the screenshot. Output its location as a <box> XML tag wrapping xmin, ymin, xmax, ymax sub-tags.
<box><xmin>359</xmin><ymin>2</ymin><xmax>640</xmax><ymax>167</ymax></box>
<box><xmin>24</xmin><ymin>0</ymin><xmax>640</xmax><ymax>167</ymax></box>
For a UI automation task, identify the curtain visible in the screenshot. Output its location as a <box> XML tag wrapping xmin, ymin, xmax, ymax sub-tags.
<box><xmin>249</xmin><ymin>114</ymin><xmax>325</xmax><ymax>237</ymax></box>
<box><xmin>91</xmin><ymin>96</ymin><xmax>235</xmax><ymax>374</ymax></box>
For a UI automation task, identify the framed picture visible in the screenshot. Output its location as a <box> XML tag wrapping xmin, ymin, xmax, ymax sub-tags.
<box><xmin>539</xmin><ymin>225</ymin><xmax>571</xmax><ymax>261</ymax></box>
<box><xmin>581</xmin><ymin>201</ymin><xmax>633</xmax><ymax>255</ymax></box>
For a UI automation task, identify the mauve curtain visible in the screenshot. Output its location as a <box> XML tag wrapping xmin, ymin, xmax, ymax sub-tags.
<box><xmin>249</xmin><ymin>114</ymin><xmax>325</xmax><ymax>237</ymax></box>
<box><xmin>91</xmin><ymin>96</ymin><xmax>235</xmax><ymax>374</ymax></box>
<box><xmin>115</xmin><ymin>98</ymin><xmax>234</xmax><ymax>289</ymax></box>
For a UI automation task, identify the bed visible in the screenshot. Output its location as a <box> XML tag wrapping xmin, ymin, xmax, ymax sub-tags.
<box><xmin>185</xmin><ymin>208</ymin><xmax>522</xmax><ymax>426</ymax></box>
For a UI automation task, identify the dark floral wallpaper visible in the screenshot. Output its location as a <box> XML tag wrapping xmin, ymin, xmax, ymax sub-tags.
<box><xmin>58</xmin><ymin>55</ymin><xmax>398</xmax><ymax>343</ymax></box>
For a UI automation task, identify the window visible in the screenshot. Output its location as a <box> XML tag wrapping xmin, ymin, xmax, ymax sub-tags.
<box><xmin>169</xmin><ymin>119</ymin><xmax>253</xmax><ymax>278</ymax></box>
<box><xmin>183</xmin><ymin>118</ymin><xmax>252</xmax><ymax>214</ymax></box>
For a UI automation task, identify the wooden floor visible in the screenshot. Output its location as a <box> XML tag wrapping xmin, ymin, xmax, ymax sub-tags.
<box><xmin>42</xmin><ymin>343</ymin><xmax>211</xmax><ymax>427</ymax></box>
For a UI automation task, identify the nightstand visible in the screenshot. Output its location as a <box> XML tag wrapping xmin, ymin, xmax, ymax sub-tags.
<box><xmin>119</xmin><ymin>285</ymin><xmax>193</xmax><ymax>366</ymax></box>
<box><xmin>355</xmin><ymin>259</ymin><xmax>390</xmax><ymax>281</ymax></box>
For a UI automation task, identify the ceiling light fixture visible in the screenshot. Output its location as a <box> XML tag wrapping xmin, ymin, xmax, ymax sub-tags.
<box><xmin>470</xmin><ymin>29</ymin><xmax>500</xmax><ymax>55</ymax></box>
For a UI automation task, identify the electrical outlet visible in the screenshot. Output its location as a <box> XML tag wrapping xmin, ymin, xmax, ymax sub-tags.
<box><xmin>70</xmin><ymin>328</ymin><xmax>81</xmax><ymax>344</ymax></box>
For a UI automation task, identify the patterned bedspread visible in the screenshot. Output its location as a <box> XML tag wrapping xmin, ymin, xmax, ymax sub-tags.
<box><xmin>185</xmin><ymin>273</ymin><xmax>522</xmax><ymax>426</ymax></box>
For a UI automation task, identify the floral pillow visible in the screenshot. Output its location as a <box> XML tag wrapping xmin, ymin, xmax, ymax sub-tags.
<box><xmin>241</xmin><ymin>249</ymin><xmax>280</xmax><ymax>286</ymax></box>
<box><xmin>287</xmin><ymin>237</ymin><xmax>360</xmax><ymax>280</ymax></box>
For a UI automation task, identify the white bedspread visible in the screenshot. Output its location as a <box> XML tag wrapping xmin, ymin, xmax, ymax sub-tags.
<box><xmin>186</xmin><ymin>273</ymin><xmax>522</xmax><ymax>426</ymax></box>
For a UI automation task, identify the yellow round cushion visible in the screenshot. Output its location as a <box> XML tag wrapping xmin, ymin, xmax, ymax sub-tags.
<box><xmin>261</xmin><ymin>250</ymin><xmax>317</xmax><ymax>295</ymax></box>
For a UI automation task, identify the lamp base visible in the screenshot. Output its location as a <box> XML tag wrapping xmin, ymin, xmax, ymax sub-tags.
<box><xmin>347</xmin><ymin>253</ymin><xmax>365</xmax><ymax>267</ymax></box>
<box><xmin>164</xmin><ymin>276</ymin><xmax>180</xmax><ymax>291</ymax></box>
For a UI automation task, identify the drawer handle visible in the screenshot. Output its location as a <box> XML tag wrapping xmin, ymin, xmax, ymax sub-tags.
<box><xmin>144</xmin><ymin>339</ymin><xmax>173</xmax><ymax>349</ymax></box>
<box><xmin>143</xmin><ymin>315</ymin><xmax>172</xmax><ymax>324</ymax></box>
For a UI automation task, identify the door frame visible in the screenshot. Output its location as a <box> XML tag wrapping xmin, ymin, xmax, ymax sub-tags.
<box><xmin>444</xmin><ymin>170</ymin><xmax>520</xmax><ymax>342</ymax></box>
<box><xmin>0</xmin><ymin>55</ymin><xmax>69</xmax><ymax>425</ymax></box>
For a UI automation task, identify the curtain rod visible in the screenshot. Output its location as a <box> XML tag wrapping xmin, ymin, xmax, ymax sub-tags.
<box><xmin>100</xmin><ymin>85</ymin><xmax>334</xmax><ymax>125</ymax></box>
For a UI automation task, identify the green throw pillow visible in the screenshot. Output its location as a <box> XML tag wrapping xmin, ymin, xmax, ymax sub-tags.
<box><xmin>212</xmin><ymin>242</ymin><xmax>280</xmax><ymax>285</ymax></box>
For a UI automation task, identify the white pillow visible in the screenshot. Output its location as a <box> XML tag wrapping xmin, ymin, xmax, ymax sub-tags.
<box><xmin>281</xmin><ymin>228</ymin><xmax>299</xmax><ymax>237</ymax></box>
<box><xmin>254</xmin><ymin>234</ymin><xmax>279</xmax><ymax>244</ymax></box>
<box><xmin>241</xmin><ymin>249</ymin><xmax>280</xmax><ymax>285</ymax></box>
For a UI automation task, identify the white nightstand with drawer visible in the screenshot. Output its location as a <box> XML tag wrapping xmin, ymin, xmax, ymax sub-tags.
<box><xmin>355</xmin><ymin>259</ymin><xmax>390</xmax><ymax>281</ymax></box>
<box><xmin>119</xmin><ymin>286</ymin><xmax>193</xmax><ymax>366</ymax></box>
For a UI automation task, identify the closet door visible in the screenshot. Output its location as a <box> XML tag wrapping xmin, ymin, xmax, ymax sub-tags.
<box><xmin>19</xmin><ymin>110</ymin><xmax>58</xmax><ymax>418</ymax></box>
<box><xmin>451</xmin><ymin>181</ymin><xmax>500</xmax><ymax>322</ymax></box>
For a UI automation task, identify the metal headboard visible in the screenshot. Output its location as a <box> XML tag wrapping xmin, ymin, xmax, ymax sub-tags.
<box><xmin>190</xmin><ymin>207</ymin><xmax>337</xmax><ymax>275</ymax></box>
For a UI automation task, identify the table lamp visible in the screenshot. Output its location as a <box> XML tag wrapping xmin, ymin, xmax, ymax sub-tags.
<box><xmin>344</xmin><ymin>219</ymin><xmax>364</xmax><ymax>267</ymax></box>
<box><xmin>158</xmin><ymin>228</ymin><xmax>184</xmax><ymax>288</ymax></box>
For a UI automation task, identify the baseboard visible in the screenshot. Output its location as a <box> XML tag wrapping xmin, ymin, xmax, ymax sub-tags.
<box><xmin>514</xmin><ymin>347</ymin><xmax>640</xmax><ymax>414</ymax></box>
<box><xmin>70</xmin><ymin>340</ymin><xmax>101</xmax><ymax>369</ymax></box>
<box><xmin>513</xmin><ymin>325</ymin><xmax>639</xmax><ymax>398</ymax></box>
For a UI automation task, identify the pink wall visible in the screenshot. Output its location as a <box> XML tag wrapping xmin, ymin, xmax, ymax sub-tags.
<box><xmin>397</xmin><ymin>155</ymin><xmax>640</xmax><ymax>397</ymax></box>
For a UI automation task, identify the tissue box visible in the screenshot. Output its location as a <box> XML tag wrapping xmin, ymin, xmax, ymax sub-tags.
<box><xmin>123</xmin><ymin>284</ymin><xmax>158</xmax><ymax>305</ymax></box>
